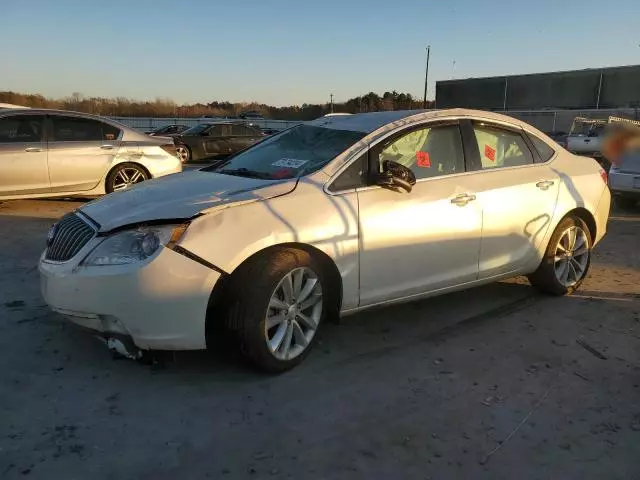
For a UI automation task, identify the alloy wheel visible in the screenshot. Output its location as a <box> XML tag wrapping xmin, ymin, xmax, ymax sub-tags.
<box><xmin>265</xmin><ymin>267</ymin><xmax>323</xmax><ymax>361</ymax></box>
<box><xmin>553</xmin><ymin>225</ymin><xmax>589</xmax><ymax>287</ymax></box>
<box><xmin>112</xmin><ymin>167</ymin><xmax>147</xmax><ymax>191</ymax></box>
<box><xmin>176</xmin><ymin>146</ymin><xmax>189</xmax><ymax>163</ymax></box>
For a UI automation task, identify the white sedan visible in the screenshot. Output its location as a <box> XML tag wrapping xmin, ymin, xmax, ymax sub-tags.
<box><xmin>39</xmin><ymin>109</ymin><xmax>611</xmax><ymax>372</ymax></box>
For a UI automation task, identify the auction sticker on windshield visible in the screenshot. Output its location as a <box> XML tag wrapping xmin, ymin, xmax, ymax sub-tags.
<box><xmin>272</xmin><ymin>158</ymin><xmax>309</xmax><ymax>168</ymax></box>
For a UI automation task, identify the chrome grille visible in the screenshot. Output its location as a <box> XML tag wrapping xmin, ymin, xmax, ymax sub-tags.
<box><xmin>45</xmin><ymin>213</ymin><xmax>96</xmax><ymax>262</ymax></box>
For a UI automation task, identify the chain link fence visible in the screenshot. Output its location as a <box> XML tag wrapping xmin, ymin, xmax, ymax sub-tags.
<box><xmin>502</xmin><ymin>108</ymin><xmax>640</xmax><ymax>133</ymax></box>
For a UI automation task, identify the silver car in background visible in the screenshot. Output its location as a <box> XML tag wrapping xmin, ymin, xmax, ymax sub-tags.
<box><xmin>0</xmin><ymin>109</ymin><xmax>182</xmax><ymax>199</ymax></box>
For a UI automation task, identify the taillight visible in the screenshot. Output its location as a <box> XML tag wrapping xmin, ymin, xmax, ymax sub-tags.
<box><xmin>161</xmin><ymin>144</ymin><xmax>178</xmax><ymax>158</ymax></box>
<box><xmin>599</xmin><ymin>168</ymin><xmax>608</xmax><ymax>185</ymax></box>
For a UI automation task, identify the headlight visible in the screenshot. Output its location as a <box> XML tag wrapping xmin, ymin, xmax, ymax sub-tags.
<box><xmin>82</xmin><ymin>224</ymin><xmax>187</xmax><ymax>266</ymax></box>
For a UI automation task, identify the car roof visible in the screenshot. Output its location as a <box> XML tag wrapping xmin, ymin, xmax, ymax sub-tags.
<box><xmin>0</xmin><ymin>108</ymin><xmax>154</xmax><ymax>142</ymax></box>
<box><xmin>197</xmin><ymin>120</ymin><xmax>255</xmax><ymax>126</ymax></box>
<box><xmin>307</xmin><ymin>108</ymin><xmax>530</xmax><ymax>133</ymax></box>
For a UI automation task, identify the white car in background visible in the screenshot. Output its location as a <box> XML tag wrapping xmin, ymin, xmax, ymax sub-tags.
<box><xmin>0</xmin><ymin>109</ymin><xmax>182</xmax><ymax>199</ymax></box>
<box><xmin>40</xmin><ymin>109</ymin><xmax>611</xmax><ymax>372</ymax></box>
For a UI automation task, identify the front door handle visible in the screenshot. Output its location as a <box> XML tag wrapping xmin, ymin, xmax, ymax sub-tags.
<box><xmin>100</xmin><ymin>145</ymin><xmax>115</xmax><ymax>150</ymax></box>
<box><xmin>25</xmin><ymin>147</ymin><xmax>43</xmax><ymax>152</ymax></box>
<box><xmin>451</xmin><ymin>193</ymin><xmax>476</xmax><ymax>206</ymax></box>
<box><xmin>536</xmin><ymin>180</ymin><xmax>555</xmax><ymax>190</ymax></box>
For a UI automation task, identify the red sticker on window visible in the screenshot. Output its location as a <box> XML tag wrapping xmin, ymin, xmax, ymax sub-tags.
<box><xmin>484</xmin><ymin>145</ymin><xmax>496</xmax><ymax>162</ymax></box>
<box><xmin>271</xmin><ymin>168</ymin><xmax>293</xmax><ymax>179</ymax></box>
<box><xmin>416</xmin><ymin>151</ymin><xmax>431</xmax><ymax>167</ymax></box>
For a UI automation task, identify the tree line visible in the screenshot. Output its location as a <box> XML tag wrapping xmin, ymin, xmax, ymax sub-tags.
<box><xmin>0</xmin><ymin>91</ymin><xmax>434</xmax><ymax>120</ymax></box>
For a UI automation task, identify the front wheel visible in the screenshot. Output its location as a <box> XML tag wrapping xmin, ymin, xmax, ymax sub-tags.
<box><xmin>228</xmin><ymin>248</ymin><xmax>330</xmax><ymax>373</ymax></box>
<box><xmin>528</xmin><ymin>216</ymin><xmax>592</xmax><ymax>296</ymax></box>
<box><xmin>105</xmin><ymin>163</ymin><xmax>149</xmax><ymax>193</ymax></box>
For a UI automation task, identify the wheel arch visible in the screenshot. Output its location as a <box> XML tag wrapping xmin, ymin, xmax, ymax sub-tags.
<box><xmin>204</xmin><ymin>242</ymin><xmax>343</xmax><ymax>348</ymax></box>
<box><xmin>104</xmin><ymin>161</ymin><xmax>152</xmax><ymax>191</ymax></box>
<box><xmin>563</xmin><ymin>207</ymin><xmax>597</xmax><ymax>242</ymax></box>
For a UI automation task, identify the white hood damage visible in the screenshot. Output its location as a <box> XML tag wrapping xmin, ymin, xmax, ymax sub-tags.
<box><xmin>80</xmin><ymin>170</ymin><xmax>298</xmax><ymax>232</ymax></box>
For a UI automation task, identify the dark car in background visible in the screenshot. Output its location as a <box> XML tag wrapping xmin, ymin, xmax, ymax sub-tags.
<box><xmin>239</xmin><ymin>111</ymin><xmax>264</xmax><ymax>120</ymax></box>
<box><xmin>145</xmin><ymin>124</ymin><xmax>188</xmax><ymax>136</ymax></box>
<box><xmin>174</xmin><ymin>122</ymin><xmax>264</xmax><ymax>163</ymax></box>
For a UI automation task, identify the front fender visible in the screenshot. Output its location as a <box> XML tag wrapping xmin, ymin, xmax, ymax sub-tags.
<box><xmin>178</xmin><ymin>178</ymin><xmax>361</xmax><ymax>309</ymax></box>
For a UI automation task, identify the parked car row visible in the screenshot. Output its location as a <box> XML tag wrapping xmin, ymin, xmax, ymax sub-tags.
<box><xmin>0</xmin><ymin>108</ymin><xmax>182</xmax><ymax>200</ymax></box>
<box><xmin>39</xmin><ymin>109</ymin><xmax>612</xmax><ymax>372</ymax></box>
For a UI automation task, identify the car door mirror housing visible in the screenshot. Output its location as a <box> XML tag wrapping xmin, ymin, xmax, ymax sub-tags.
<box><xmin>375</xmin><ymin>160</ymin><xmax>416</xmax><ymax>193</ymax></box>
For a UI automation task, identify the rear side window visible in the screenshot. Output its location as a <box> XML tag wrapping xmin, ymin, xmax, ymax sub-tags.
<box><xmin>51</xmin><ymin>116</ymin><xmax>120</xmax><ymax>142</ymax></box>
<box><xmin>0</xmin><ymin>115</ymin><xmax>44</xmax><ymax>143</ymax></box>
<box><xmin>470</xmin><ymin>124</ymin><xmax>534</xmax><ymax>170</ymax></box>
<box><xmin>528</xmin><ymin>134</ymin><xmax>556</xmax><ymax>163</ymax></box>
<box><xmin>231</xmin><ymin>125</ymin><xmax>254</xmax><ymax>136</ymax></box>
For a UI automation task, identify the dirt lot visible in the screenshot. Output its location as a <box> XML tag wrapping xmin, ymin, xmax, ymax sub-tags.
<box><xmin>1</xmin><ymin>199</ymin><xmax>639</xmax><ymax>480</ymax></box>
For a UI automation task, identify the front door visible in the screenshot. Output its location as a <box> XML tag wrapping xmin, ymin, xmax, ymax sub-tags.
<box><xmin>46</xmin><ymin>115</ymin><xmax>121</xmax><ymax>192</ymax></box>
<box><xmin>357</xmin><ymin>122</ymin><xmax>482</xmax><ymax>306</ymax></box>
<box><xmin>462</xmin><ymin>120</ymin><xmax>560</xmax><ymax>278</ymax></box>
<box><xmin>203</xmin><ymin>125</ymin><xmax>232</xmax><ymax>156</ymax></box>
<box><xmin>0</xmin><ymin>114</ymin><xmax>49</xmax><ymax>197</ymax></box>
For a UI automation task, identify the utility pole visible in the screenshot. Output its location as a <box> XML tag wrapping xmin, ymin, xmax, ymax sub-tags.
<box><xmin>330</xmin><ymin>93</ymin><xmax>334</xmax><ymax>113</ymax></box>
<box><xmin>423</xmin><ymin>45</ymin><xmax>430</xmax><ymax>109</ymax></box>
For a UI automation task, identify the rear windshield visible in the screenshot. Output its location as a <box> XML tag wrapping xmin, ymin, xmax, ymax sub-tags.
<box><xmin>204</xmin><ymin>125</ymin><xmax>365</xmax><ymax>180</ymax></box>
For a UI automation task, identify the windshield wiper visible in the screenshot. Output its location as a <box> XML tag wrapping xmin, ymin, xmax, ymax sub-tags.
<box><xmin>216</xmin><ymin>168</ymin><xmax>274</xmax><ymax>180</ymax></box>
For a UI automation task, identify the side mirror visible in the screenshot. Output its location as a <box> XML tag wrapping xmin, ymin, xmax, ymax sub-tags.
<box><xmin>375</xmin><ymin>160</ymin><xmax>416</xmax><ymax>193</ymax></box>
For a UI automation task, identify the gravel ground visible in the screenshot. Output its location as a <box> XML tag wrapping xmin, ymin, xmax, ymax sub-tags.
<box><xmin>0</xmin><ymin>200</ymin><xmax>639</xmax><ymax>480</ymax></box>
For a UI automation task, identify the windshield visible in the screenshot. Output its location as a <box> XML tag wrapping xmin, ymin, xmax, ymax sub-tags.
<box><xmin>182</xmin><ymin>124</ymin><xmax>210</xmax><ymax>135</ymax></box>
<box><xmin>204</xmin><ymin>125</ymin><xmax>365</xmax><ymax>180</ymax></box>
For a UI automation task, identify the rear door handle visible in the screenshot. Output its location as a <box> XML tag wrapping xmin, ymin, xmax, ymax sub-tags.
<box><xmin>24</xmin><ymin>147</ymin><xmax>42</xmax><ymax>152</ymax></box>
<box><xmin>536</xmin><ymin>180</ymin><xmax>554</xmax><ymax>190</ymax></box>
<box><xmin>100</xmin><ymin>145</ymin><xmax>115</xmax><ymax>150</ymax></box>
<box><xmin>451</xmin><ymin>193</ymin><xmax>476</xmax><ymax>206</ymax></box>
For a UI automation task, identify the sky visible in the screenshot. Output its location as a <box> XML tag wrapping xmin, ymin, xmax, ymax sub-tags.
<box><xmin>2</xmin><ymin>0</ymin><xmax>639</xmax><ymax>106</ymax></box>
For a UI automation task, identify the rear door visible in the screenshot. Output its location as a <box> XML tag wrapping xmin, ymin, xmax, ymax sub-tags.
<box><xmin>0</xmin><ymin>114</ymin><xmax>49</xmax><ymax>196</ymax></box>
<box><xmin>230</xmin><ymin>124</ymin><xmax>263</xmax><ymax>153</ymax></box>
<box><xmin>460</xmin><ymin>119</ymin><xmax>560</xmax><ymax>278</ymax></box>
<box><xmin>46</xmin><ymin>115</ymin><xmax>121</xmax><ymax>192</ymax></box>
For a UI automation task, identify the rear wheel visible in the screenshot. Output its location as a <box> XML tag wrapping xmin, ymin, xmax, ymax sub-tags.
<box><xmin>227</xmin><ymin>248</ymin><xmax>330</xmax><ymax>373</ymax></box>
<box><xmin>105</xmin><ymin>163</ymin><xmax>149</xmax><ymax>193</ymax></box>
<box><xmin>176</xmin><ymin>145</ymin><xmax>191</xmax><ymax>163</ymax></box>
<box><xmin>528</xmin><ymin>216</ymin><xmax>592</xmax><ymax>296</ymax></box>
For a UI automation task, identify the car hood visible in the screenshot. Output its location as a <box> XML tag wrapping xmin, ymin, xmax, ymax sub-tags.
<box><xmin>80</xmin><ymin>170</ymin><xmax>297</xmax><ymax>232</ymax></box>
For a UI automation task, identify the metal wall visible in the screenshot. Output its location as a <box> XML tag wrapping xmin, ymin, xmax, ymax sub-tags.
<box><xmin>436</xmin><ymin>65</ymin><xmax>640</xmax><ymax>111</ymax></box>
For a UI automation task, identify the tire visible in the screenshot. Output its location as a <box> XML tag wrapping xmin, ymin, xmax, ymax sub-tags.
<box><xmin>176</xmin><ymin>145</ymin><xmax>191</xmax><ymax>163</ymax></box>
<box><xmin>614</xmin><ymin>196</ymin><xmax>637</xmax><ymax>210</ymax></box>
<box><xmin>105</xmin><ymin>163</ymin><xmax>149</xmax><ymax>194</ymax></box>
<box><xmin>528</xmin><ymin>216</ymin><xmax>592</xmax><ymax>296</ymax></box>
<box><xmin>227</xmin><ymin>247</ymin><xmax>333</xmax><ymax>373</ymax></box>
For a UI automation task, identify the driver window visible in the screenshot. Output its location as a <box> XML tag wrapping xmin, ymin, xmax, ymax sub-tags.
<box><xmin>378</xmin><ymin>124</ymin><xmax>464</xmax><ymax>180</ymax></box>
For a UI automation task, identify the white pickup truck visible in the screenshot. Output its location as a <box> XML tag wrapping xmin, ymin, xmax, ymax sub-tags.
<box><xmin>566</xmin><ymin>117</ymin><xmax>606</xmax><ymax>155</ymax></box>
